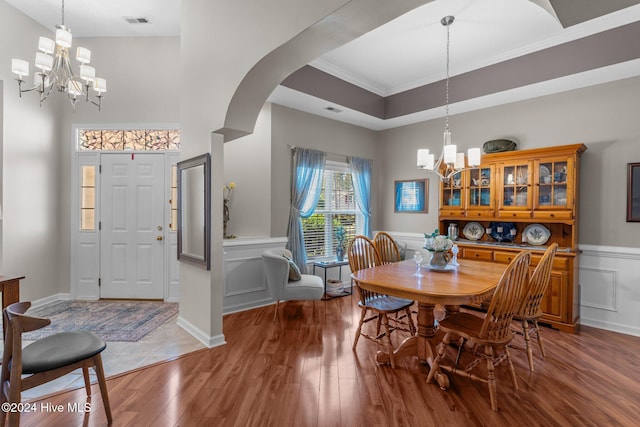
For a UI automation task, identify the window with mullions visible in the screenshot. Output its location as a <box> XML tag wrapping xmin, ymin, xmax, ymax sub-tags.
<box><xmin>302</xmin><ymin>162</ymin><xmax>363</xmax><ymax>259</ymax></box>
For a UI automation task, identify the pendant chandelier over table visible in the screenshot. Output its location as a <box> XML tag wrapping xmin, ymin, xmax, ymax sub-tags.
<box><xmin>417</xmin><ymin>15</ymin><xmax>481</xmax><ymax>181</ymax></box>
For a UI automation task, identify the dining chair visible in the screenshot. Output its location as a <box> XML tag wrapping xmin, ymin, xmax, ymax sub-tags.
<box><xmin>0</xmin><ymin>301</ymin><xmax>112</xmax><ymax>427</ymax></box>
<box><xmin>426</xmin><ymin>250</ymin><xmax>531</xmax><ymax>411</ymax></box>
<box><xmin>262</xmin><ymin>248</ymin><xmax>324</xmax><ymax>322</ymax></box>
<box><xmin>348</xmin><ymin>235</ymin><xmax>415</xmax><ymax>368</ymax></box>
<box><xmin>513</xmin><ymin>243</ymin><xmax>558</xmax><ymax>372</ymax></box>
<box><xmin>373</xmin><ymin>231</ymin><xmax>401</xmax><ymax>264</ymax></box>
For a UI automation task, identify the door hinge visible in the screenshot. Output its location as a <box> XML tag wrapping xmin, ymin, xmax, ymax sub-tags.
<box><xmin>99</xmin><ymin>164</ymin><xmax>102</xmax><ymax>173</ymax></box>
<box><xmin>98</xmin><ymin>278</ymin><xmax>101</xmax><ymax>287</ymax></box>
<box><xmin>99</xmin><ymin>221</ymin><xmax>102</xmax><ymax>230</ymax></box>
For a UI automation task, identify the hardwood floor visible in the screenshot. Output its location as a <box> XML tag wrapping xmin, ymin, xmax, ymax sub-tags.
<box><xmin>19</xmin><ymin>292</ymin><xmax>640</xmax><ymax>426</ymax></box>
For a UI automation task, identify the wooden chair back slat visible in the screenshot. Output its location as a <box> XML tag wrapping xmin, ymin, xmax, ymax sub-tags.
<box><xmin>373</xmin><ymin>232</ymin><xmax>401</xmax><ymax>264</ymax></box>
<box><xmin>520</xmin><ymin>243</ymin><xmax>558</xmax><ymax>318</ymax></box>
<box><xmin>480</xmin><ymin>250</ymin><xmax>531</xmax><ymax>341</ymax></box>
<box><xmin>348</xmin><ymin>235</ymin><xmax>381</xmax><ymax>273</ymax></box>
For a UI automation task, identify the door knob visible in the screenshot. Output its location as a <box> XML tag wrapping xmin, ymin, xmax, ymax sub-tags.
<box><xmin>156</xmin><ymin>236</ymin><xmax>163</xmax><ymax>241</ymax></box>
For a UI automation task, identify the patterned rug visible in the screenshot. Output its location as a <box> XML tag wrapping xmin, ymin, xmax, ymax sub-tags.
<box><xmin>15</xmin><ymin>301</ymin><xmax>178</xmax><ymax>342</ymax></box>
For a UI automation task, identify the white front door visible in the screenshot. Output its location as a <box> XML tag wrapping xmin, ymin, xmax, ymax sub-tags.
<box><xmin>100</xmin><ymin>153</ymin><xmax>165</xmax><ymax>299</ymax></box>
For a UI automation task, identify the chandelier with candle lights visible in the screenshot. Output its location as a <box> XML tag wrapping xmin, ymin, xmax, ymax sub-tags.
<box><xmin>417</xmin><ymin>16</ymin><xmax>481</xmax><ymax>181</ymax></box>
<box><xmin>11</xmin><ymin>0</ymin><xmax>107</xmax><ymax>111</ymax></box>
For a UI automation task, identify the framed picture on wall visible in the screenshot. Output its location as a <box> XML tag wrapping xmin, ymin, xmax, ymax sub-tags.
<box><xmin>394</xmin><ymin>179</ymin><xmax>428</xmax><ymax>213</ymax></box>
<box><xmin>627</xmin><ymin>163</ymin><xmax>640</xmax><ymax>222</ymax></box>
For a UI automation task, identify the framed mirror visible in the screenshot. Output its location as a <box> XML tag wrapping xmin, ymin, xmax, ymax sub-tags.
<box><xmin>177</xmin><ymin>153</ymin><xmax>211</xmax><ymax>269</ymax></box>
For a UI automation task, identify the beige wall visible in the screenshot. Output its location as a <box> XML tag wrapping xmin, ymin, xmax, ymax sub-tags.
<box><xmin>378</xmin><ymin>76</ymin><xmax>640</xmax><ymax>248</ymax></box>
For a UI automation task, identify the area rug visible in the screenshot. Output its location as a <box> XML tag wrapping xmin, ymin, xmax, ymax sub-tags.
<box><xmin>17</xmin><ymin>301</ymin><xmax>178</xmax><ymax>342</ymax></box>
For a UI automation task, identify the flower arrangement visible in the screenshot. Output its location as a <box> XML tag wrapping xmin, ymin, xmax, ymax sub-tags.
<box><xmin>223</xmin><ymin>182</ymin><xmax>236</xmax><ymax>238</ymax></box>
<box><xmin>424</xmin><ymin>229</ymin><xmax>453</xmax><ymax>252</ymax></box>
<box><xmin>224</xmin><ymin>182</ymin><xmax>235</xmax><ymax>201</ymax></box>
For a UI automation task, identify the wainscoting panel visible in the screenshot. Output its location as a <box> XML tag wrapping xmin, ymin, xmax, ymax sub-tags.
<box><xmin>579</xmin><ymin>245</ymin><xmax>640</xmax><ymax>337</ymax></box>
<box><xmin>580</xmin><ymin>267</ymin><xmax>617</xmax><ymax>311</ymax></box>
<box><xmin>225</xmin><ymin>257</ymin><xmax>268</xmax><ymax>297</ymax></box>
<box><xmin>222</xmin><ymin>237</ymin><xmax>287</xmax><ymax>314</ymax></box>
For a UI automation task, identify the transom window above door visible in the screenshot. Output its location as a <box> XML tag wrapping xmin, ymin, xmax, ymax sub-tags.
<box><xmin>78</xmin><ymin>129</ymin><xmax>180</xmax><ymax>151</ymax></box>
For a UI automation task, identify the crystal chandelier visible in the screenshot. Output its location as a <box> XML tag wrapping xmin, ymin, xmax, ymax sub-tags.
<box><xmin>417</xmin><ymin>16</ymin><xmax>481</xmax><ymax>181</ymax></box>
<box><xmin>10</xmin><ymin>0</ymin><xmax>107</xmax><ymax>111</ymax></box>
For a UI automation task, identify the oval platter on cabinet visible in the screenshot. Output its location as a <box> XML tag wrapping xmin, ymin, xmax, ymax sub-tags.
<box><xmin>523</xmin><ymin>223</ymin><xmax>551</xmax><ymax>245</ymax></box>
<box><xmin>462</xmin><ymin>222</ymin><xmax>484</xmax><ymax>241</ymax></box>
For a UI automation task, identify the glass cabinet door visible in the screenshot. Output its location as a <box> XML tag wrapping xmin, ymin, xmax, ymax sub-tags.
<box><xmin>441</xmin><ymin>171</ymin><xmax>464</xmax><ymax>208</ymax></box>
<box><xmin>468</xmin><ymin>166</ymin><xmax>493</xmax><ymax>209</ymax></box>
<box><xmin>537</xmin><ymin>160</ymin><xmax>568</xmax><ymax>208</ymax></box>
<box><xmin>501</xmin><ymin>162</ymin><xmax>530</xmax><ymax>208</ymax></box>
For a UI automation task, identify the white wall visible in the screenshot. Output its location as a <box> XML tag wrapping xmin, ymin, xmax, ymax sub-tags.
<box><xmin>0</xmin><ymin>2</ymin><xmax>62</xmax><ymax>301</ymax></box>
<box><xmin>2</xmin><ymin>2</ymin><xmax>182</xmax><ymax>300</ymax></box>
<box><xmin>179</xmin><ymin>0</ymin><xmax>350</xmax><ymax>345</ymax></box>
<box><xmin>223</xmin><ymin>104</ymin><xmax>272</xmax><ymax>238</ymax></box>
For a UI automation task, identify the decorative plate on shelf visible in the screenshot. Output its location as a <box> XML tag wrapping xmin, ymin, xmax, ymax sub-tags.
<box><xmin>463</xmin><ymin>222</ymin><xmax>484</xmax><ymax>241</ymax></box>
<box><xmin>488</xmin><ymin>222</ymin><xmax>517</xmax><ymax>242</ymax></box>
<box><xmin>540</xmin><ymin>165</ymin><xmax>552</xmax><ymax>183</ymax></box>
<box><xmin>554</xmin><ymin>188</ymin><xmax>567</xmax><ymax>205</ymax></box>
<box><xmin>523</xmin><ymin>224</ymin><xmax>551</xmax><ymax>245</ymax></box>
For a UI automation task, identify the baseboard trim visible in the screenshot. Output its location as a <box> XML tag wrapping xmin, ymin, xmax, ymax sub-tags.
<box><xmin>30</xmin><ymin>293</ymin><xmax>73</xmax><ymax>309</ymax></box>
<box><xmin>176</xmin><ymin>315</ymin><xmax>227</xmax><ymax>348</ymax></box>
<box><xmin>581</xmin><ymin>317</ymin><xmax>640</xmax><ymax>337</ymax></box>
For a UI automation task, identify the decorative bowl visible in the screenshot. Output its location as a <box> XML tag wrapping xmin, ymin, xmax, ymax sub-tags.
<box><xmin>483</xmin><ymin>139</ymin><xmax>517</xmax><ymax>154</ymax></box>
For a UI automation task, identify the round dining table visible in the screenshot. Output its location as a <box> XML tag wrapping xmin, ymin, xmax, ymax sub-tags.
<box><xmin>351</xmin><ymin>258</ymin><xmax>508</xmax><ymax>365</ymax></box>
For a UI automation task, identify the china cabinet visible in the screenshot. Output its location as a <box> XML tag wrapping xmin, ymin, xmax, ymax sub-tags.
<box><xmin>438</xmin><ymin>143</ymin><xmax>586</xmax><ymax>332</ymax></box>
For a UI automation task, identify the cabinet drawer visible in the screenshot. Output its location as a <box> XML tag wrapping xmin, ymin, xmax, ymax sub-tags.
<box><xmin>461</xmin><ymin>248</ymin><xmax>493</xmax><ymax>261</ymax></box>
<box><xmin>531</xmin><ymin>254</ymin><xmax>570</xmax><ymax>270</ymax></box>
<box><xmin>440</xmin><ymin>209</ymin><xmax>466</xmax><ymax>217</ymax></box>
<box><xmin>497</xmin><ymin>210</ymin><xmax>532</xmax><ymax>219</ymax></box>
<box><xmin>466</xmin><ymin>210</ymin><xmax>494</xmax><ymax>219</ymax></box>
<box><xmin>533</xmin><ymin>210</ymin><xmax>573</xmax><ymax>220</ymax></box>
<box><xmin>494</xmin><ymin>251</ymin><xmax>519</xmax><ymax>264</ymax></box>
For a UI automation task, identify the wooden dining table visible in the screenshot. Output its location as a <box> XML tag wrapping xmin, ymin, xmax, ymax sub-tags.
<box><xmin>351</xmin><ymin>258</ymin><xmax>508</xmax><ymax>366</ymax></box>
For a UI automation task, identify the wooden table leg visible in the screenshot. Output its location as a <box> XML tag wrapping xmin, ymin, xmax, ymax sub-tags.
<box><xmin>444</xmin><ymin>304</ymin><xmax>460</xmax><ymax>317</ymax></box>
<box><xmin>375</xmin><ymin>302</ymin><xmax>437</xmax><ymax>365</ymax></box>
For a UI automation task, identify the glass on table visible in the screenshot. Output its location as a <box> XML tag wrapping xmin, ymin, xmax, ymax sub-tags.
<box><xmin>413</xmin><ymin>251</ymin><xmax>424</xmax><ymax>278</ymax></box>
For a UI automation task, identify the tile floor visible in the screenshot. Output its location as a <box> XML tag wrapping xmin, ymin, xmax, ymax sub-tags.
<box><xmin>2</xmin><ymin>314</ymin><xmax>205</xmax><ymax>400</ymax></box>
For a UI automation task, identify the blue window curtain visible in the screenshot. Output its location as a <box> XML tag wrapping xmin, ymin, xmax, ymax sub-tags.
<box><xmin>286</xmin><ymin>148</ymin><xmax>326</xmax><ymax>273</ymax></box>
<box><xmin>348</xmin><ymin>156</ymin><xmax>372</xmax><ymax>238</ymax></box>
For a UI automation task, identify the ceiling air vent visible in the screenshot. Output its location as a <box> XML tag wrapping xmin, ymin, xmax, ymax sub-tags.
<box><xmin>124</xmin><ymin>17</ymin><xmax>150</xmax><ymax>24</ymax></box>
